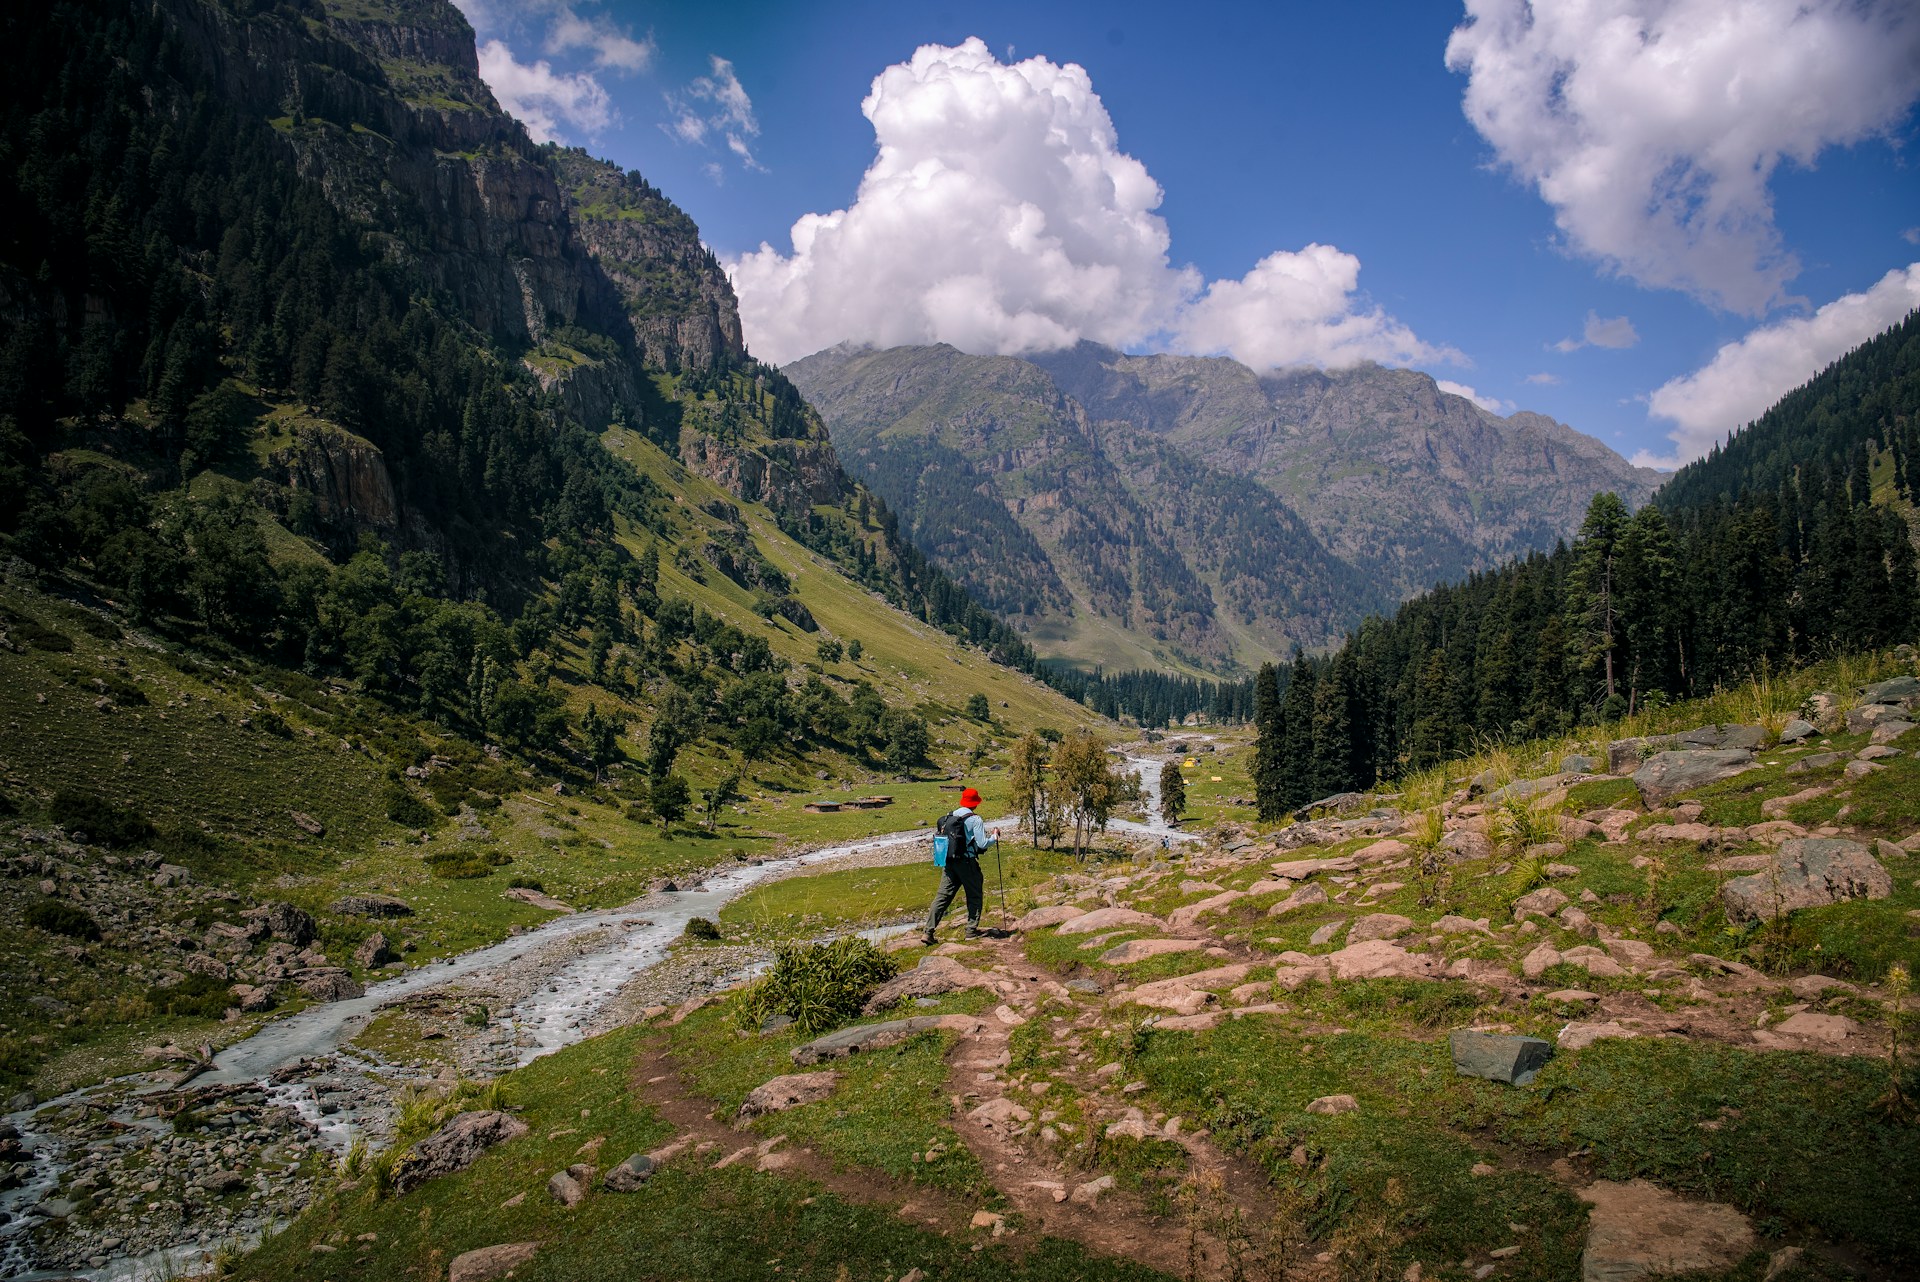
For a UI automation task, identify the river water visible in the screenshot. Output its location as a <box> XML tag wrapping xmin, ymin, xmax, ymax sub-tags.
<box><xmin>1</xmin><ymin>756</ymin><xmax>1194</xmax><ymax>1281</ymax></box>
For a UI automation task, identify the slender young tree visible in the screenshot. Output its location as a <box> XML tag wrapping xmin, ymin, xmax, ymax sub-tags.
<box><xmin>1158</xmin><ymin>758</ymin><xmax>1187</xmax><ymax>826</ymax></box>
<box><xmin>1566</xmin><ymin>491</ymin><xmax>1631</xmax><ymax>708</ymax></box>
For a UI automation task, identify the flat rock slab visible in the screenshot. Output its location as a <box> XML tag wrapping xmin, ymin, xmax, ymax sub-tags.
<box><xmin>1268</xmin><ymin>883</ymin><xmax>1331</xmax><ymax>917</ymax></box>
<box><xmin>1305</xmin><ymin>1094</ymin><xmax>1359</xmax><ymax>1115</ymax></box>
<box><xmin>1116</xmin><ymin>979</ymin><xmax>1216</xmax><ymax>1015</ymax></box>
<box><xmin>1348</xmin><ymin>913</ymin><xmax>1413</xmax><ymax>943</ymax></box>
<box><xmin>602</xmin><ymin>1153</ymin><xmax>656</xmax><ymax>1191</ymax></box>
<box><xmin>1560</xmin><ymin>1021</ymin><xmax>1637</xmax><ymax>1051</ymax></box>
<box><xmin>1101</xmin><ymin>937</ymin><xmax>1206</xmax><ymax>964</ymax></box>
<box><xmin>1269</xmin><ymin>856</ymin><xmax>1360</xmax><ymax>880</ymax></box>
<box><xmin>1013</xmin><ymin>905</ymin><xmax>1086</xmax><ymax>931</ymax></box>
<box><xmin>1326</xmin><ymin>940</ymin><xmax>1441</xmax><ymax>981</ymax></box>
<box><xmin>1632</xmin><ymin>749</ymin><xmax>1756</xmax><ymax>806</ymax></box>
<box><xmin>505</xmin><ymin>886</ymin><xmax>574</xmax><ymax>913</ymax></box>
<box><xmin>1450</xmin><ymin>1031</ymin><xmax>1554</xmax><ymax>1085</ymax></box>
<box><xmin>1579</xmin><ymin>1179</ymin><xmax>1754</xmax><ymax>1282</ymax></box>
<box><xmin>739</xmin><ymin>1071</ymin><xmax>841</xmax><ymax>1118</ymax></box>
<box><xmin>791</xmin><ymin>1016</ymin><xmax>950</xmax><ymax>1065</ymax></box>
<box><xmin>862</xmin><ymin>955</ymin><xmax>989</xmax><ymax>1013</ymax></box>
<box><xmin>395</xmin><ymin>1110</ymin><xmax>529</xmax><ymax>1193</ymax></box>
<box><xmin>1056</xmin><ymin>907</ymin><xmax>1165</xmax><ymax>936</ymax></box>
<box><xmin>1721</xmin><ymin>838</ymin><xmax>1892</xmax><ymax>921</ymax></box>
<box><xmin>449</xmin><ymin>1242</ymin><xmax>539</xmax><ymax>1282</ymax></box>
<box><xmin>1167</xmin><ymin>890</ymin><xmax>1243</xmax><ymax>931</ymax></box>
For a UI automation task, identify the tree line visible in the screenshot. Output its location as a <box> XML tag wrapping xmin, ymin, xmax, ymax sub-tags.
<box><xmin>1251</xmin><ymin>312</ymin><xmax>1920</xmax><ymax>816</ymax></box>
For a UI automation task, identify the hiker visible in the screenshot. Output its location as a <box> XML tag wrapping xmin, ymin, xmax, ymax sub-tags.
<box><xmin>922</xmin><ymin>786</ymin><xmax>998</xmax><ymax>944</ymax></box>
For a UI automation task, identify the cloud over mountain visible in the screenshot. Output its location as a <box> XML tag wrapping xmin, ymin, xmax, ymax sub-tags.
<box><xmin>728</xmin><ymin>39</ymin><xmax>1439</xmax><ymax>370</ymax></box>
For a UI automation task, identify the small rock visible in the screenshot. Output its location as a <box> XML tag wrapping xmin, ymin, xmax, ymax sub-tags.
<box><xmin>1559</xmin><ymin>1021</ymin><xmax>1636</xmax><ymax>1051</ymax></box>
<box><xmin>1579</xmin><ymin>1179</ymin><xmax>1754</xmax><ymax>1282</ymax></box>
<box><xmin>546</xmin><ymin>1164</ymin><xmax>592</xmax><ymax>1207</ymax></box>
<box><xmin>602</xmin><ymin>1154</ymin><xmax>655</xmax><ymax>1191</ymax></box>
<box><xmin>1305</xmin><ymin>1094</ymin><xmax>1359</xmax><ymax>1116</ymax></box>
<box><xmin>739</xmin><ymin>1072</ymin><xmax>840</xmax><ymax>1118</ymax></box>
<box><xmin>1449</xmin><ymin>1031</ymin><xmax>1554</xmax><ymax>1086</ymax></box>
<box><xmin>448</xmin><ymin>1242</ymin><xmax>539</xmax><ymax>1282</ymax></box>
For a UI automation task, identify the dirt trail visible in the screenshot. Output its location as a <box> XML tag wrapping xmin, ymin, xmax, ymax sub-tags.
<box><xmin>938</xmin><ymin>933</ymin><xmax>1279</xmax><ymax>1281</ymax></box>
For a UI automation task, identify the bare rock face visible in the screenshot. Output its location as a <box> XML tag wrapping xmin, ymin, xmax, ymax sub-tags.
<box><xmin>1721</xmin><ymin>839</ymin><xmax>1892</xmax><ymax>921</ymax></box>
<box><xmin>394</xmin><ymin>1110</ymin><xmax>529</xmax><ymax>1192</ymax></box>
<box><xmin>1055</xmin><ymin>907</ymin><xmax>1165</xmax><ymax>936</ymax></box>
<box><xmin>1632</xmin><ymin>750</ymin><xmax>1756</xmax><ymax>805</ymax></box>
<box><xmin>738</xmin><ymin>1072</ymin><xmax>841</xmax><ymax>1119</ymax></box>
<box><xmin>1579</xmin><ymin>1180</ymin><xmax>1755</xmax><ymax>1282</ymax></box>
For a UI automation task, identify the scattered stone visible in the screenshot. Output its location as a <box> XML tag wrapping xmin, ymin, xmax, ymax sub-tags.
<box><xmin>1557</xmin><ymin>908</ymin><xmax>1597</xmax><ymax>939</ymax></box>
<box><xmin>1512</xmin><ymin>887</ymin><xmax>1570</xmax><ymax>921</ymax></box>
<box><xmin>289</xmin><ymin>810</ymin><xmax>326</xmax><ymax>836</ymax></box>
<box><xmin>1522</xmin><ymin>944</ymin><xmax>1562</xmax><ymax>978</ymax></box>
<box><xmin>1859</xmin><ymin>675</ymin><xmax>1920</xmax><ymax>705</ymax></box>
<box><xmin>1069</xmin><ymin>1174</ymin><xmax>1114</xmax><ymax>1205</ymax></box>
<box><xmin>792</xmin><ymin>1016</ymin><xmax>953</xmax><ymax>1065</ymax></box>
<box><xmin>1559</xmin><ymin>1021</ymin><xmax>1637</xmax><ymax>1051</ymax></box>
<box><xmin>1326</xmin><ymin>940</ymin><xmax>1442</xmax><ymax>981</ymax></box>
<box><xmin>1449</xmin><ymin>1031</ymin><xmax>1554</xmax><ymax>1085</ymax></box>
<box><xmin>1433</xmin><ymin>914</ymin><xmax>1492</xmax><ymax>935</ymax></box>
<box><xmin>395</xmin><ymin>1111</ymin><xmax>530</xmax><ymax>1192</ymax></box>
<box><xmin>1168</xmin><ymin>890</ymin><xmax>1244</xmax><ymax>931</ymax></box>
<box><xmin>1870</xmin><ymin>720</ymin><xmax>1914</xmax><ymax>744</ymax></box>
<box><xmin>1309</xmin><ymin>920</ymin><xmax>1344</xmax><ymax>946</ymax></box>
<box><xmin>296</xmin><ymin>968</ymin><xmax>364</xmax><ymax>1003</ymax></box>
<box><xmin>1721</xmin><ymin>838</ymin><xmax>1892</xmax><ymax>921</ymax></box>
<box><xmin>448</xmin><ymin>1242</ymin><xmax>539</xmax><ymax>1282</ymax></box>
<box><xmin>353</xmin><ymin>932</ymin><xmax>397</xmax><ymax>969</ymax></box>
<box><xmin>1773</xmin><ymin>1012</ymin><xmax>1856</xmax><ymax>1043</ymax></box>
<box><xmin>739</xmin><ymin>1072</ymin><xmax>841</xmax><ymax>1118</ymax></box>
<box><xmin>1305</xmin><ymin>1094</ymin><xmax>1359</xmax><ymax>1115</ymax></box>
<box><xmin>1269</xmin><ymin>883</ymin><xmax>1332</xmax><ymax>917</ymax></box>
<box><xmin>1578</xmin><ymin>1179</ymin><xmax>1755</xmax><ymax>1282</ymax></box>
<box><xmin>602</xmin><ymin>1154</ymin><xmax>655</xmax><ymax>1191</ymax></box>
<box><xmin>1055</xmin><ymin>907</ymin><xmax>1165</xmax><ymax>936</ymax></box>
<box><xmin>1546</xmin><ymin>989</ymin><xmax>1601</xmax><ymax>1003</ymax></box>
<box><xmin>1348</xmin><ymin>913</ymin><xmax>1414</xmax><ymax>943</ymax></box>
<box><xmin>260</xmin><ymin>902</ymin><xmax>317</xmax><ymax>944</ymax></box>
<box><xmin>546</xmin><ymin>1164</ymin><xmax>591</xmax><ymax>1207</ymax></box>
<box><xmin>863</xmin><ymin>955</ymin><xmax>989</xmax><ymax>1013</ymax></box>
<box><xmin>1787</xmin><ymin>974</ymin><xmax>1856</xmax><ymax>1000</ymax></box>
<box><xmin>1101</xmin><ymin>938</ymin><xmax>1206</xmax><ymax>964</ymax></box>
<box><xmin>1777</xmin><ymin>719</ymin><xmax>1816</xmax><ymax>743</ymax></box>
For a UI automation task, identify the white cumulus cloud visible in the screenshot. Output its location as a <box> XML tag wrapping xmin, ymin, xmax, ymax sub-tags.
<box><xmin>1437</xmin><ymin>379</ymin><xmax>1514</xmax><ymax>414</ymax></box>
<box><xmin>1635</xmin><ymin>263</ymin><xmax>1920</xmax><ymax>468</ymax></box>
<box><xmin>665</xmin><ymin>56</ymin><xmax>763</xmax><ymax>173</ymax></box>
<box><xmin>476</xmin><ymin>39</ymin><xmax>614</xmax><ymax>143</ymax></box>
<box><xmin>1523</xmin><ymin>371</ymin><xmax>1560</xmax><ymax>385</ymax></box>
<box><xmin>1447</xmin><ymin>0</ymin><xmax>1920</xmax><ymax>314</ymax></box>
<box><xmin>1553</xmin><ymin>310</ymin><xmax>1639</xmax><ymax>352</ymax></box>
<box><xmin>729</xmin><ymin>38</ymin><xmax>1441</xmax><ymax>369</ymax></box>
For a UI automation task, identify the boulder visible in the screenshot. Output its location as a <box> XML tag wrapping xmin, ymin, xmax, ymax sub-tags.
<box><xmin>1777</xmin><ymin>718</ymin><xmax>1817</xmax><ymax>743</ymax></box>
<box><xmin>1353</xmin><ymin>838</ymin><xmax>1410</xmax><ymax>861</ymax></box>
<box><xmin>1557</xmin><ymin>908</ymin><xmax>1598</xmax><ymax>939</ymax></box>
<box><xmin>1521</xmin><ymin>944</ymin><xmax>1563</xmax><ymax>978</ymax></box>
<box><xmin>739</xmin><ymin>1071</ymin><xmax>840</xmax><ymax>1118</ymax></box>
<box><xmin>1269</xmin><ymin>856</ymin><xmax>1360</xmax><ymax>879</ymax></box>
<box><xmin>1558</xmin><ymin>946</ymin><xmax>1628</xmax><ymax>978</ymax></box>
<box><xmin>296</xmin><ymin>968</ymin><xmax>364</xmax><ymax>1003</ymax></box>
<box><xmin>394</xmin><ymin>1110</ymin><xmax>529</xmax><ymax>1192</ymax></box>
<box><xmin>1871</xmin><ymin>720</ymin><xmax>1916</xmax><ymax>744</ymax></box>
<box><xmin>1632</xmin><ymin>750</ymin><xmax>1755</xmax><ymax>805</ymax></box>
<box><xmin>1293</xmin><ymin>792</ymin><xmax>1366</xmax><ymax>820</ymax></box>
<box><xmin>1012</xmin><ymin>905</ymin><xmax>1086</xmax><ymax>931</ymax></box>
<box><xmin>1449</xmin><ymin>1031</ymin><xmax>1554</xmax><ymax>1085</ymax></box>
<box><xmin>1578</xmin><ymin>1180</ymin><xmax>1754</xmax><ymax>1282</ymax></box>
<box><xmin>1055</xmin><ymin>907</ymin><xmax>1165</xmax><ymax>936</ymax></box>
<box><xmin>791</xmin><ymin>1017</ymin><xmax>946</xmax><ymax>1065</ymax></box>
<box><xmin>1325</xmin><ymin>940</ymin><xmax>1441</xmax><ymax>981</ymax></box>
<box><xmin>1512</xmin><ymin>887</ymin><xmax>1570</xmax><ymax>920</ymax></box>
<box><xmin>289</xmin><ymin>810</ymin><xmax>326</xmax><ymax>837</ymax></box>
<box><xmin>1773</xmin><ymin>1012</ymin><xmax>1857</xmax><ymax>1043</ymax></box>
<box><xmin>1347</xmin><ymin>913</ymin><xmax>1413</xmax><ymax>943</ymax></box>
<box><xmin>1721</xmin><ymin>838</ymin><xmax>1893</xmax><ymax>921</ymax></box>
<box><xmin>353</xmin><ymin>932</ymin><xmax>397</xmax><ymax>969</ymax></box>
<box><xmin>602</xmin><ymin>1154</ymin><xmax>655</xmax><ymax>1191</ymax></box>
<box><xmin>1267</xmin><ymin>883</ymin><xmax>1330</xmax><ymax>917</ymax></box>
<box><xmin>329</xmin><ymin>894</ymin><xmax>412</xmax><ymax>918</ymax></box>
<box><xmin>1485</xmin><ymin>774</ymin><xmax>1571</xmax><ymax>805</ymax></box>
<box><xmin>1860</xmin><ymin>675</ymin><xmax>1920</xmax><ymax>705</ymax></box>
<box><xmin>1561</xmin><ymin>754</ymin><xmax>1600</xmax><ymax>774</ymax></box>
<box><xmin>1120</xmin><ymin>979</ymin><xmax>1216</xmax><ymax>1016</ymax></box>
<box><xmin>1787</xmin><ymin>974</ymin><xmax>1856</xmax><ymax>1000</ymax></box>
<box><xmin>547</xmin><ymin>1163</ymin><xmax>592</xmax><ymax>1207</ymax></box>
<box><xmin>1440</xmin><ymin>829</ymin><xmax>1494</xmax><ymax>861</ymax></box>
<box><xmin>862</xmin><ymin>955</ymin><xmax>989</xmax><ymax>1013</ymax></box>
<box><xmin>1305</xmin><ymin>1094</ymin><xmax>1359</xmax><ymax>1116</ymax></box>
<box><xmin>1432</xmin><ymin>914</ymin><xmax>1492</xmax><ymax>936</ymax></box>
<box><xmin>1101</xmin><ymin>938</ymin><xmax>1205</xmax><ymax>964</ymax></box>
<box><xmin>448</xmin><ymin>1243</ymin><xmax>539</xmax><ymax>1282</ymax></box>
<box><xmin>260</xmin><ymin>903</ymin><xmax>317</xmax><ymax>945</ymax></box>
<box><xmin>228</xmin><ymin>983</ymin><xmax>274</xmax><ymax>1013</ymax></box>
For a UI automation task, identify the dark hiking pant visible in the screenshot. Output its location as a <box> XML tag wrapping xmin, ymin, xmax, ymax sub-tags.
<box><xmin>924</xmin><ymin>856</ymin><xmax>983</xmax><ymax>936</ymax></box>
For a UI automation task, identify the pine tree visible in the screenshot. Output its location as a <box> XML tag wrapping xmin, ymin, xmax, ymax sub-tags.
<box><xmin>1566</xmin><ymin>492</ymin><xmax>1631</xmax><ymax>710</ymax></box>
<box><xmin>1251</xmin><ymin>662</ymin><xmax>1287</xmax><ymax>821</ymax></box>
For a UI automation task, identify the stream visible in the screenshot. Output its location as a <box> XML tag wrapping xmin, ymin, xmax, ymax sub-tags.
<box><xmin>0</xmin><ymin>758</ymin><xmax>1194</xmax><ymax>1281</ymax></box>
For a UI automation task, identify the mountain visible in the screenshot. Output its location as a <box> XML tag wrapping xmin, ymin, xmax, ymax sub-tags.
<box><xmin>786</xmin><ymin>341</ymin><xmax>1660</xmax><ymax>674</ymax></box>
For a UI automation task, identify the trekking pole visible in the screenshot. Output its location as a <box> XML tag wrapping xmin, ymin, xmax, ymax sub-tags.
<box><xmin>994</xmin><ymin>839</ymin><xmax>1009</xmax><ymax>931</ymax></box>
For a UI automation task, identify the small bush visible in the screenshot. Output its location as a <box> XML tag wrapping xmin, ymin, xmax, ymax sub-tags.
<box><xmin>423</xmin><ymin>850</ymin><xmax>490</xmax><ymax>879</ymax></box>
<box><xmin>684</xmin><ymin>917</ymin><xmax>722</xmax><ymax>941</ymax></box>
<box><xmin>383</xmin><ymin>782</ymin><xmax>440</xmax><ymax>829</ymax></box>
<box><xmin>734</xmin><ymin>936</ymin><xmax>899</xmax><ymax>1036</ymax></box>
<box><xmin>507</xmin><ymin>876</ymin><xmax>544</xmax><ymax>892</ymax></box>
<box><xmin>147</xmin><ymin>972</ymin><xmax>233</xmax><ymax>1019</ymax></box>
<box><xmin>25</xmin><ymin>899</ymin><xmax>101</xmax><ymax>940</ymax></box>
<box><xmin>49</xmin><ymin>789</ymin><xmax>154</xmax><ymax>847</ymax></box>
<box><xmin>483</xmin><ymin>851</ymin><xmax>513</xmax><ymax>866</ymax></box>
<box><xmin>10</xmin><ymin>615</ymin><xmax>73</xmax><ymax>651</ymax></box>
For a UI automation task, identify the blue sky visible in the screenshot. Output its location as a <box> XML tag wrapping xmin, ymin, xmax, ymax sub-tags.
<box><xmin>455</xmin><ymin>0</ymin><xmax>1920</xmax><ymax>468</ymax></box>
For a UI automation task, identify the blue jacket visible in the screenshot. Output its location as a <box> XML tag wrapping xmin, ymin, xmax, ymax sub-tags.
<box><xmin>951</xmin><ymin>807</ymin><xmax>996</xmax><ymax>857</ymax></box>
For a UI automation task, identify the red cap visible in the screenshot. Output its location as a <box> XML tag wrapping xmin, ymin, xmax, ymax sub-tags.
<box><xmin>960</xmin><ymin>787</ymin><xmax>981</xmax><ymax>809</ymax></box>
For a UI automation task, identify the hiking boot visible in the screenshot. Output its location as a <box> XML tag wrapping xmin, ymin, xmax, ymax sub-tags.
<box><xmin>964</xmin><ymin>927</ymin><xmax>985</xmax><ymax>939</ymax></box>
<box><xmin>920</xmin><ymin>932</ymin><xmax>936</xmax><ymax>947</ymax></box>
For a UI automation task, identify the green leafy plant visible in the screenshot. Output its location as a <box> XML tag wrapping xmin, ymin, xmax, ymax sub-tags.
<box><xmin>684</xmin><ymin>916</ymin><xmax>722</xmax><ymax>941</ymax></box>
<box><xmin>734</xmin><ymin>936</ymin><xmax>899</xmax><ymax>1035</ymax></box>
<box><xmin>423</xmin><ymin>850</ymin><xmax>490</xmax><ymax>879</ymax></box>
<box><xmin>25</xmin><ymin>899</ymin><xmax>101</xmax><ymax>940</ymax></box>
<box><xmin>49</xmin><ymin>789</ymin><xmax>153</xmax><ymax>847</ymax></box>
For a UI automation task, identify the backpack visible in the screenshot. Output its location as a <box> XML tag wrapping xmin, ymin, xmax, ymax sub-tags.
<box><xmin>932</xmin><ymin>810</ymin><xmax>974</xmax><ymax>867</ymax></box>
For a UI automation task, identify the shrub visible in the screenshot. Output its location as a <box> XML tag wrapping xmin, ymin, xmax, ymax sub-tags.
<box><xmin>383</xmin><ymin>782</ymin><xmax>439</xmax><ymax>829</ymax></box>
<box><xmin>25</xmin><ymin>899</ymin><xmax>101</xmax><ymax>940</ymax></box>
<box><xmin>684</xmin><ymin>917</ymin><xmax>722</xmax><ymax>941</ymax></box>
<box><xmin>507</xmin><ymin>877</ymin><xmax>544</xmax><ymax>892</ymax></box>
<box><xmin>147</xmin><ymin>972</ymin><xmax>233</xmax><ymax>1019</ymax></box>
<box><xmin>423</xmin><ymin>850</ymin><xmax>491</xmax><ymax>879</ymax></box>
<box><xmin>482</xmin><ymin>851</ymin><xmax>513</xmax><ymax>866</ymax></box>
<box><xmin>49</xmin><ymin>789</ymin><xmax>154</xmax><ymax>847</ymax></box>
<box><xmin>734</xmin><ymin>936</ymin><xmax>899</xmax><ymax>1036</ymax></box>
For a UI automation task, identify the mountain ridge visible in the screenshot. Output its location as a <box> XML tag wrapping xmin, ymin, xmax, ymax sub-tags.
<box><xmin>786</xmin><ymin>340</ymin><xmax>1660</xmax><ymax>675</ymax></box>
